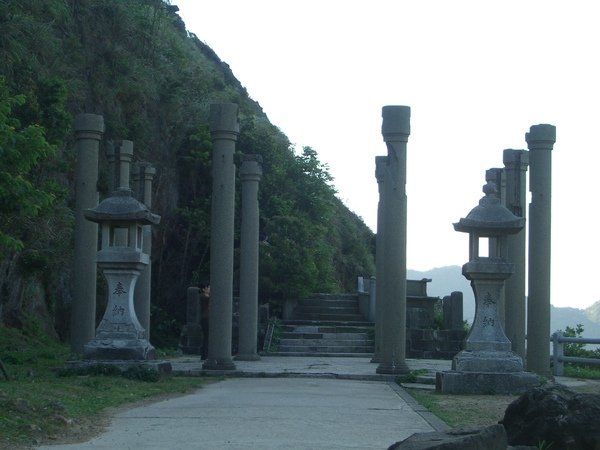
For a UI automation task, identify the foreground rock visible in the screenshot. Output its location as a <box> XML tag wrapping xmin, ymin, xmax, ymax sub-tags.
<box><xmin>500</xmin><ymin>383</ymin><xmax>600</xmax><ymax>449</ymax></box>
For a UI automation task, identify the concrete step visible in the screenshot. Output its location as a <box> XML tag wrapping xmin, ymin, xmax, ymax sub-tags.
<box><xmin>293</xmin><ymin>313</ymin><xmax>366</xmax><ymax>322</ymax></box>
<box><xmin>309</xmin><ymin>293</ymin><xmax>358</xmax><ymax>301</ymax></box>
<box><xmin>279</xmin><ymin>338</ymin><xmax>374</xmax><ymax>347</ymax></box>
<box><xmin>294</xmin><ymin>306</ymin><xmax>360</xmax><ymax>315</ymax></box>
<box><xmin>415</xmin><ymin>374</ymin><xmax>436</xmax><ymax>385</ymax></box>
<box><xmin>267</xmin><ymin>352</ymin><xmax>373</xmax><ymax>358</ymax></box>
<box><xmin>282</xmin><ymin>320</ymin><xmax>374</xmax><ymax>327</ymax></box>
<box><xmin>281</xmin><ymin>332</ymin><xmax>371</xmax><ymax>340</ymax></box>
<box><xmin>297</xmin><ymin>298</ymin><xmax>358</xmax><ymax>308</ymax></box>
<box><xmin>278</xmin><ymin>345</ymin><xmax>374</xmax><ymax>353</ymax></box>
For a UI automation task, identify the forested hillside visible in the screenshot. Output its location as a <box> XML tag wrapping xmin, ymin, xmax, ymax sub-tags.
<box><xmin>0</xmin><ymin>0</ymin><xmax>375</xmax><ymax>345</ymax></box>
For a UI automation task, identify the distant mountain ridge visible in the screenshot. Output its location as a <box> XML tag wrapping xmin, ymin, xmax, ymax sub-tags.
<box><xmin>408</xmin><ymin>266</ymin><xmax>600</xmax><ymax>339</ymax></box>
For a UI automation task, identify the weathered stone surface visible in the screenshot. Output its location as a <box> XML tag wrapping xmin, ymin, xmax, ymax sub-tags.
<box><xmin>436</xmin><ymin>370</ymin><xmax>539</xmax><ymax>395</ymax></box>
<box><xmin>501</xmin><ymin>384</ymin><xmax>600</xmax><ymax>449</ymax></box>
<box><xmin>388</xmin><ymin>424</ymin><xmax>507</xmax><ymax>450</ymax></box>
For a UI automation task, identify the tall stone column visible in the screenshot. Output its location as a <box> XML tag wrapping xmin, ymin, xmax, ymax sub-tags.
<box><xmin>70</xmin><ymin>113</ymin><xmax>104</xmax><ymax>353</ymax></box>
<box><xmin>203</xmin><ymin>103</ymin><xmax>239</xmax><ymax>371</ymax></box>
<box><xmin>503</xmin><ymin>149</ymin><xmax>529</xmax><ymax>360</ymax></box>
<box><xmin>371</xmin><ymin>155</ymin><xmax>386</xmax><ymax>364</ymax></box>
<box><xmin>235</xmin><ymin>155</ymin><xmax>263</xmax><ymax>361</ymax></box>
<box><xmin>377</xmin><ymin>105</ymin><xmax>410</xmax><ymax>375</ymax></box>
<box><xmin>526</xmin><ymin>124</ymin><xmax>556</xmax><ymax>375</ymax></box>
<box><xmin>133</xmin><ymin>162</ymin><xmax>156</xmax><ymax>340</ymax></box>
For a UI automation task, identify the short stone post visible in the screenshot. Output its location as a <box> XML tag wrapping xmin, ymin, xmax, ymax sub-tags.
<box><xmin>203</xmin><ymin>103</ymin><xmax>239</xmax><ymax>371</ymax></box>
<box><xmin>235</xmin><ymin>154</ymin><xmax>263</xmax><ymax>361</ymax></box>
<box><xmin>503</xmin><ymin>149</ymin><xmax>529</xmax><ymax>360</ymax></box>
<box><xmin>368</xmin><ymin>276</ymin><xmax>376</xmax><ymax>322</ymax></box>
<box><xmin>371</xmin><ymin>155</ymin><xmax>386</xmax><ymax>363</ymax></box>
<box><xmin>443</xmin><ymin>291</ymin><xmax>463</xmax><ymax>330</ymax></box>
<box><xmin>133</xmin><ymin>162</ymin><xmax>156</xmax><ymax>340</ymax></box>
<box><xmin>377</xmin><ymin>106</ymin><xmax>410</xmax><ymax>375</ymax></box>
<box><xmin>526</xmin><ymin>124</ymin><xmax>556</xmax><ymax>375</ymax></box>
<box><xmin>70</xmin><ymin>113</ymin><xmax>104</xmax><ymax>353</ymax></box>
<box><xmin>180</xmin><ymin>287</ymin><xmax>203</xmax><ymax>354</ymax></box>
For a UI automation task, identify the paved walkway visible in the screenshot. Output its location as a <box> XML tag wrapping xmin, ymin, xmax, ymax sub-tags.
<box><xmin>170</xmin><ymin>355</ymin><xmax>452</xmax><ymax>381</ymax></box>
<box><xmin>37</xmin><ymin>357</ymin><xmax>450</xmax><ymax>450</ymax></box>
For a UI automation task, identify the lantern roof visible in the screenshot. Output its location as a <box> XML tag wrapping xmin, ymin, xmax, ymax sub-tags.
<box><xmin>85</xmin><ymin>188</ymin><xmax>160</xmax><ymax>225</ymax></box>
<box><xmin>453</xmin><ymin>182</ymin><xmax>524</xmax><ymax>236</ymax></box>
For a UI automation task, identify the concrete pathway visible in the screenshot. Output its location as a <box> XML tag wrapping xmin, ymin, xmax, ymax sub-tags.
<box><xmin>170</xmin><ymin>355</ymin><xmax>452</xmax><ymax>381</ymax></box>
<box><xmin>37</xmin><ymin>377</ymin><xmax>440</xmax><ymax>450</ymax></box>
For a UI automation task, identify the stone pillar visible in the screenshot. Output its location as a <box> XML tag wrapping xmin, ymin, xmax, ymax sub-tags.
<box><xmin>526</xmin><ymin>124</ymin><xmax>556</xmax><ymax>375</ymax></box>
<box><xmin>203</xmin><ymin>103</ymin><xmax>239</xmax><ymax>371</ymax></box>
<box><xmin>503</xmin><ymin>149</ymin><xmax>529</xmax><ymax>360</ymax></box>
<box><xmin>106</xmin><ymin>140</ymin><xmax>134</xmax><ymax>190</ymax></box>
<box><xmin>377</xmin><ymin>106</ymin><xmax>410</xmax><ymax>375</ymax></box>
<box><xmin>485</xmin><ymin>167</ymin><xmax>506</xmax><ymax>325</ymax></box>
<box><xmin>70</xmin><ymin>113</ymin><xmax>104</xmax><ymax>353</ymax></box>
<box><xmin>371</xmin><ymin>155</ymin><xmax>386</xmax><ymax>363</ymax></box>
<box><xmin>235</xmin><ymin>154</ymin><xmax>263</xmax><ymax>361</ymax></box>
<box><xmin>133</xmin><ymin>162</ymin><xmax>156</xmax><ymax>340</ymax></box>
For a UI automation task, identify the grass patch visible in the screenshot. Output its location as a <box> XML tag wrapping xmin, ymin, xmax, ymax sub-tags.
<box><xmin>395</xmin><ymin>369</ymin><xmax>429</xmax><ymax>384</ymax></box>
<box><xmin>405</xmin><ymin>389</ymin><xmax>518</xmax><ymax>428</ymax></box>
<box><xmin>564</xmin><ymin>364</ymin><xmax>600</xmax><ymax>380</ymax></box>
<box><xmin>0</xmin><ymin>324</ymin><xmax>206</xmax><ymax>449</ymax></box>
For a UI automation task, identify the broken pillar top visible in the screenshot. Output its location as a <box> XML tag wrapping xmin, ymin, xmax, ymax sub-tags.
<box><xmin>381</xmin><ymin>105</ymin><xmax>410</xmax><ymax>141</ymax></box>
<box><xmin>240</xmin><ymin>154</ymin><xmax>263</xmax><ymax>178</ymax></box>
<box><xmin>525</xmin><ymin>124</ymin><xmax>556</xmax><ymax>149</ymax></box>
<box><xmin>74</xmin><ymin>113</ymin><xmax>105</xmax><ymax>135</ymax></box>
<box><xmin>503</xmin><ymin>149</ymin><xmax>529</xmax><ymax>167</ymax></box>
<box><xmin>454</xmin><ymin>182</ymin><xmax>524</xmax><ymax>236</ymax></box>
<box><xmin>209</xmin><ymin>103</ymin><xmax>239</xmax><ymax>138</ymax></box>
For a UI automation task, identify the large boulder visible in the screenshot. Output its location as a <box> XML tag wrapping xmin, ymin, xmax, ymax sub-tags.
<box><xmin>500</xmin><ymin>383</ymin><xmax>600</xmax><ymax>449</ymax></box>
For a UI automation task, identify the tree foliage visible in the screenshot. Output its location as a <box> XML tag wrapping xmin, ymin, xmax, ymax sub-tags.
<box><xmin>0</xmin><ymin>0</ymin><xmax>375</xmax><ymax>339</ymax></box>
<box><xmin>0</xmin><ymin>78</ymin><xmax>57</xmax><ymax>252</ymax></box>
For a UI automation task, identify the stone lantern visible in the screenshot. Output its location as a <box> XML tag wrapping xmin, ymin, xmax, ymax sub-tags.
<box><xmin>82</xmin><ymin>187</ymin><xmax>160</xmax><ymax>360</ymax></box>
<box><xmin>436</xmin><ymin>182</ymin><xmax>539</xmax><ymax>394</ymax></box>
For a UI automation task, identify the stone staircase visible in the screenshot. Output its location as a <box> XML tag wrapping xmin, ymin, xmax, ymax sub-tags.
<box><xmin>269</xmin><ymin>294</ymin><xmax>374</xmax><ymax>357</ymax></box>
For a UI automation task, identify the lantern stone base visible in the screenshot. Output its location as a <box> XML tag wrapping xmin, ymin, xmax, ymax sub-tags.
<box><xmin>452</xmin><ymin>350</ymin><xmax>525</xmax><ymax>373</ymax></box>
<box><xmin>436</xmin><ymin>370</ymin><xmax>539</xmax><ymax>395</ymax></box>
<box><xmin>84</xmin><ymin>337</ymin><xmax>155</xmax><ymax>361</ymax></box>
<box><xmin>437</xmin><ymin>349</ymin><xmax>539</xmax><ymax>394</ymax></box>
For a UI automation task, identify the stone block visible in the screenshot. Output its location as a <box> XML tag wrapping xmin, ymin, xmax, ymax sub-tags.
<box><xmin>452</xmin><ymin>350</ymin><xmax>524</xmax><ymax>373</ymax></box>
<box><xmin>436</xmin><ymin>370</ymin><xmax>539</xmax><ymax>395</ymax></box>
<box><xmin>388</xmin><ymin>424</ymin><xmax>507</xmax><ymax>450</ymax></box>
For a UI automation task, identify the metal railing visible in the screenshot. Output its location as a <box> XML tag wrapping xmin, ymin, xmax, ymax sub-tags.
<box><xmin>551</xmin><ymin>331</ymin><xmax>600</xmax><ymax>376</ymax></box>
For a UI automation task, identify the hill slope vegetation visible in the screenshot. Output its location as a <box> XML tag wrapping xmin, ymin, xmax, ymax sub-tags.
<box><xmin>0</xmin><ymin>0</ymin><xmax>375</xmax><ymax>345</ymax></box>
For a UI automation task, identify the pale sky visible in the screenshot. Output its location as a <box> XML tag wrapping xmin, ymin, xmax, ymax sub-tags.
<box><xmin>175</xmin><ymin>0</ymin><xmax>600</xmax><ymax>310</ymax></box>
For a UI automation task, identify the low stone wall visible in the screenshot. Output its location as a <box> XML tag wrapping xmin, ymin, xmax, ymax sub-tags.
<box><xmin>406</xmin><ymin>328</ymin><xmax>467</xmax><ymax>359</ymax></box>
